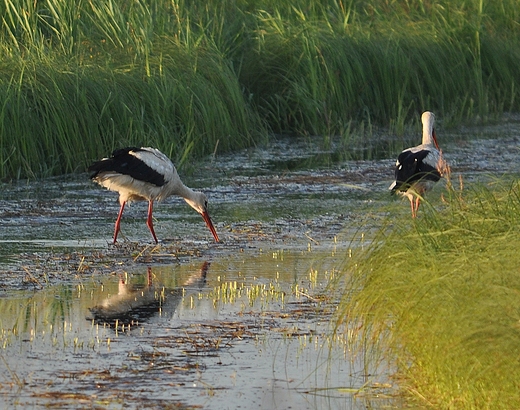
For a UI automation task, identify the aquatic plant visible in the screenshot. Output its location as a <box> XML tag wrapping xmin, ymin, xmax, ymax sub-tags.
<box><xmin>339</xmin><ymin>177</ymin><xmax>520</xmax><ymax>408</ymax></box>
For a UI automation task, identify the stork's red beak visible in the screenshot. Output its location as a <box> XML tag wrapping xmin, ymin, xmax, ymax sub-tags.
<box><xmin>201</xmin><ymin>211</ymin><xmax>220</xmax><ymax>242</ymax></box>
<box><xmin>432</xmin><ymin>128</ymin><xmax>440</xmax><ymax>150</ymax></box>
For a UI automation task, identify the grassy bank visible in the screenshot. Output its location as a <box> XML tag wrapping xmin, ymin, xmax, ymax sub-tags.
<box><xmin>0</xmin><ymin>0</ymin><xmax>519</xmax><ymax>179</ymax></box>
<box><xmin>340</xmin><ymin>178</ymin><xmax>520</xmax><ymax>408</ymax></box>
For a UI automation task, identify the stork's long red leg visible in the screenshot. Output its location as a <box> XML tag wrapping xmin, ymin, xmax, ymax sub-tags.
<box><xmin>146</xmin><ymin>200</ymin><xmax>159</xmax><ymax>244</ymax></box>
<box><xmin>113</xmin><ymin>201</ymin><xmax>126</xmax><ymax>243</ymax></box>
<box><xmin>409</xmin><ymin>197</ymin><xmax>416</xmax><ymax>218</ymax></box>
<box><xmin>414</xmin><ymin>196</ymin><xmax>421</xmax><ymax>218</ymax></box>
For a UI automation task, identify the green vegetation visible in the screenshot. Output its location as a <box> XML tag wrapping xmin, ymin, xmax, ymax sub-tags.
<box><xmin>340</xmin><ymin>177</ymin><xmax>520</xmax><ymax>408</ymax></box>
<box><xmin>0</xmin><ymin>0</ymin><xmax>519</xmax><ymax>179</ymax></box>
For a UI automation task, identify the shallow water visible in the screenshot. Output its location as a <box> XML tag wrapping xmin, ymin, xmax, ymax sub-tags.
<box><xmin>1</xmin><ymin>119</ymin><xmax>520</xmax><ymax>409</ymax></box>
<box><xmin>0</xmin><ymin>251</ymin><xmax>394</xmax><ymax>409</ymax></box>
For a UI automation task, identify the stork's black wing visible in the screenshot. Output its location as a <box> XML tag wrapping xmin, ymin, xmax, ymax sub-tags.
<box><xmin>88</xmin><ymin>147</ymin><xmax>166</xmax><ymax>187</ymax></box>
<box><xmin>391</xmin><ymin>149</ymin><xmax>441</xmax><ymax>192</ymax></box>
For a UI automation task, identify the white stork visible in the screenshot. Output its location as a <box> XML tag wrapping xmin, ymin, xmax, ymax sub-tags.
<box><xmin>89</xmin><ymin>147</ymin><xmax>220</xmax><ymax>244</ymax></box>
<box><xmin>389</xmin><ymin>111</ymin><xmax>446</xmax><ymax>218</ymax></box>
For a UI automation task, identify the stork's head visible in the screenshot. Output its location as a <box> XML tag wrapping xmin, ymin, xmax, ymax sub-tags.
<box><xmin>184</xmin><ymin>192</ymin><xmax>220</xmax><ymax>242</ymax></box>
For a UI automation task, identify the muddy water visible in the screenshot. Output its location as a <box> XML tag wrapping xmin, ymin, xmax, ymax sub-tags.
<box><xmin>1</xmin><ymin>119</ymin><xmax>520</xmax><ymax>409</ymax></box>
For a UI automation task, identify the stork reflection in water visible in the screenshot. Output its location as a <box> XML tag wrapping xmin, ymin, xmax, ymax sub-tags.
<box><xmin>88</xmin><ymin>262</ymin><xmax>210</xmax><ymax>327</ymax></box>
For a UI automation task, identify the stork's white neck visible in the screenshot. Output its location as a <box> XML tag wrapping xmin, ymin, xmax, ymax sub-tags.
<box><xmin>168</xmin><ymin>179</ymin><xmax>206</xmax><ymax>215</ymax></box>
<box><xmin>421</xmin><ymin>111</ymin><xmax>436</xmax><ymax>146</ymax></box>
<box><xmin>170</xmin><ymin>178</ymin><xmax>195</xmax><ymax>200</ymax></box>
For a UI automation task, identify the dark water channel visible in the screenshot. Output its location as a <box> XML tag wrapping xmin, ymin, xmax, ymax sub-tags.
<box><xmin>1</xmin><ymin>120</ymin><xmax>520</xmax><ymax>409</ymax></box>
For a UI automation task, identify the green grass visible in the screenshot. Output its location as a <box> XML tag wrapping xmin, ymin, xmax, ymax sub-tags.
<box><xmin>0</xmin><ymin>52</ymin><xmax>256</xmax><ymax>178</ymax></box>
<box><xmin>339</xmin><ymin>177</ymin><xmax>520</xmax><ymax>408</ymax></box>
<box><xmin>0</xmin><ymin>0</ymin><xmax>519</xmax><ymax>179</ymax></box>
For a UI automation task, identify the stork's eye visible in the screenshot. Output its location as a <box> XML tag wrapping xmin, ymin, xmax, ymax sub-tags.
<box><xmin>204</xmin><ymin>200</ymin><xmax>208</xmax><ymax>209</ymax></box>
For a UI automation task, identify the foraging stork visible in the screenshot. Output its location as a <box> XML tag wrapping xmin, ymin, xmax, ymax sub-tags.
<box><xmin>89</xmin><ymin>147</ymin><xmax>220</xmax><ymax>244</ymax></box>
<box><xmin>389</xmin><ymin>111</ymin><xmax>446</xmax><ymax>218</ymax></box>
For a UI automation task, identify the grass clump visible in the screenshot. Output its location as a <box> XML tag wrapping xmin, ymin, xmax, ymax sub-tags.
<box><xmin>340</xmin><ymin>178</ymin><xmax>520</xmax><ymax>408</ymax></box>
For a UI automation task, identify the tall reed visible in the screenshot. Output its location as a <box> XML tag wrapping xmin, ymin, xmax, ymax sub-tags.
<box><xmin>0</xmin><ymin>0</ymin><xmax>519</xmax><ymax>178</ymax></box>
<box><xmin>240</xmin><ymin>4</ymin><xmax>520</xmax><ymax>135</ymax></box>
<box><xmin>0</xmin><ymin>47</ymin><xmax>256</xmax><ymax>178</ymax></box>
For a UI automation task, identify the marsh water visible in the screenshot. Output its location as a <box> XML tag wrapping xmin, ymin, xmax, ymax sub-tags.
<box><xmin>1</xmin><ymin>118</ymin><xmax>520</xmax><ymax>409</ymax></box>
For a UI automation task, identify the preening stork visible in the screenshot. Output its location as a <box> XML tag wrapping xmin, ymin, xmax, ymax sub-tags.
<box><xmin>389</xmin><ymin>111</ymin><xmax>446</xmax><ymax>217</ymax></box>
<box><xmin>89</xmin><ymin>147</ymin><xmax>220</xmax><ymax>244</ymax></box>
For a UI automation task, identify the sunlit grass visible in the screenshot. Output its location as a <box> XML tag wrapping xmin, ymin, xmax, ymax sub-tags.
<box><xmin>209</xmin><ymin>280</ymin><xmax>287</xmax><ymax>308</ymax></box>
<box><xmin>339</xmin><ymin>177</ymin><xmax>520</xmax><ymax>408</ymax></box>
